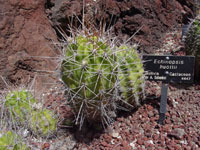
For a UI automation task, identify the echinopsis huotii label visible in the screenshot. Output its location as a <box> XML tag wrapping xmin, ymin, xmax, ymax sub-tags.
<box><xmin>143</xmin><ymin>55</ymin><xmax>195</xmax><ymax>83</ymax></box>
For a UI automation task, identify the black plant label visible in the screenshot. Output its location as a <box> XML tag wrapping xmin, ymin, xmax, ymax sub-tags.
<box><xmin>143</xmin><ymin>55</ymin><xmax>195</xmax><ymax>83</ymax></box>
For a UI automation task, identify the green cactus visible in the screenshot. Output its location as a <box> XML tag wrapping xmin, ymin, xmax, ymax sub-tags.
<box><xmin>185</xmin><ymin>15</ymin><xmax>200</xmax><ymax>78</ymax></box>
<box><xmin>5</xmin><ymin>89</ymin><xmax>57</xmax><ymax>137</ymax></box>
<box><xmin>185</xmin><ymin>15</ymin><xmax>200</xmax><ymax>56</ymax></box>
<box><xmin>29</xmin><ymin>109</ymin><xmax>57</xmax><ymax>137</ymax></box>
<box><xmin>0</xmin><ymin>131</ymin><xmax>29</xmax><ymax>150</ymax></box>
<box><xmin>5</xmin><ymin>89</ymin><xmax>36</xmax><ymax>123</ymax></box>
<box><xmin>61</xmin><ymin>35</ymin><xmax>118</xmax><ymax>124</ymax></box>
<box><xmin>117</xmin><ymin>45</ymin><xmax>144</xmax><ymax>106</ymax></box>
<box><xmin>61</xmin><ymin>34</ymin><xmax>144</xmax><ymax>127</ymax></box>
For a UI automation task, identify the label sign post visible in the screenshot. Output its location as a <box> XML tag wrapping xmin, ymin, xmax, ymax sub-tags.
<box><xmin>143</xmin><ymin>55</ymin><xmax>195</xmax><ymax>124</ymax></box>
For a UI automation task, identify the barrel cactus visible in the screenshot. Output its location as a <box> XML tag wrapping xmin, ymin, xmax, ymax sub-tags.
<box><xmin>62</xmin><ymin>35</ymin><xmax>118</xmax><ymax>125</ymax></box>
<box><xmin>5</xmin><ymin>89</ymin><xmax>36</xmax><ymax>123</ymax></box>
<box><xmin>0</xmin><ymin>131</ymin><xmax>29</xmax><ymax>150</ymax></box>
<box><xmin>61</xmin><ymin>33</ymin><xmax>144</xmax><ymax>128</ymax></box>
<box><xmin>29</xmin><ymin>109</ymin><xmax>57</xmax><ymax>137</ymax></box>
<box><xmin>185</xmin><ymin>15</ymin><xmax>200</xmax><ymax>78</ymax></box>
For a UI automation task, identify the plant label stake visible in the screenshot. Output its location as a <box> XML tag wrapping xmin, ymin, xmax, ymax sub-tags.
<box><xmin>143</xmin><ymin>55</ymin><xmax>195</xmax><ymax>125</ymax></box>
<box><xmin>159</xmin><ymin>82</ymin><xmax>168</xmax><ymax>124</ymax></box>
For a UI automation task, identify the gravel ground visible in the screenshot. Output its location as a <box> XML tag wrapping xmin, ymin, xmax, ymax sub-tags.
<box><xmin>74</xmin><ymin>82</ymin><xmax>200</xmax><ymax>150</ymax></box>
<box><xmin>26</xmin><ymin>80</ymin><xmax>200</xmax><ymax>150</ymax></box>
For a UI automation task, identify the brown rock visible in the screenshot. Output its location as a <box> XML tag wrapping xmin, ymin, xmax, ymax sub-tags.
<box><xmin>100</xmin><ymin>141</ymin><xmax>108</xmax><ymax>147</ymax></box>
<box><xmin>46</xmin><ymin>0</ymin><xmax>195</xmax><ymax>53</ymax></box>
<box><xmin>0</xmin><ymin>0</ymin><xmax>58</xmax><ymax>94</ymax></box>
<box><xmin>168</xmin><ymin>128</ymin><xmax>185</xmax><ymax>140</ymax></box>
<box><xmin>150</xmin><ymin>117</ymin><xmax>157</xmax><ymax>122</ymax></box>
<box><xmin>123</xmin><ymin>146</ymin><xmax>132</xmax><ymax>150</ymax></box>
<box><xmin>153</xmin><ymin>134</ymin><xmax>159</xmax><ymax>141</ymax></box>
<box><xmin>148</xmin><ymin>111</ymin><xmax>154</xmax><ymax>118</ymax></box>
<box><xmin>165</xmin><ymin>118</ymin><xmax>171</xmax><ymax>124</ymax></box>
<box><xmin>162</xmin><ymin>124</ymin><xmax>171</xmax><ymax>132</ymax></box>
<box><xmin>137</xmin><ymin>138</ymin><xmax>144</xmax><ymax>145</ymax></box>
<box><xmin>121</xmin><ymin>141</ymin><xmax>129</xmax><ymax>147</ymax></box>
<box><xmin>42</xmin><ymin>143</ymin><xmax>50</xmax><ymax>150</ymax></box>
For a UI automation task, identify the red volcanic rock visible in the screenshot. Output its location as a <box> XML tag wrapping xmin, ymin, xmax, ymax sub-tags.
<box><xmin>168</xmin><ymin>128</ymin><xmax>185</xmax><ymax>140</ymax></box>
<box><xmin>41</xmin><ymin>142</ymin><xmax>50</xmax><ymax>150</ymax></box>
<box><xmin>0</xmin><ymin>0</ymin><xmax>58</xmax><ymax>94</ymax></box>
<box><xmin>137</xmin><ymin>138</ymin><xmax>144</xmax><ymax>145</ymax></box>
<box><xmin>147</xmin><ymin>105</ymin><xmax>154</xmax><ymax>111</ymax></box>
<box><xmin>46</xmin><ymin>0</ymin><xmax>194</xmax><ymax>53</ymax></box>
<box><xmin>153</xmin><ymin>134</ymin><xmax>159</xmax><ymax>141</ymax></box>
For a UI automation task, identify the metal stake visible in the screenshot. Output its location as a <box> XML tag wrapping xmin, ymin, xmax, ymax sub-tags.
<box><xmin>158</xmin><ymin>83</ymin><xmax>168</xmax><ymax>125</ymax></box>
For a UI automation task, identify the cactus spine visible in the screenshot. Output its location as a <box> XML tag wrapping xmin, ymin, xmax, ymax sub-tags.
<box><xmin>61</xmin><ymin>32</ymin><xmax>144</xmax><ymax>128</ymax></box>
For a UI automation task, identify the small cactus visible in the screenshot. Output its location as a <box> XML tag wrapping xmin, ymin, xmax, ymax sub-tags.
<box><xmin>5</xmin><ymin>89</ymin><xmax>36</xmax><ymax>123</ymax></box>
<box><xmin>29</xmin><ymin>109</ymin><xmax>57</xmax><ymax>137</ymax></box>
<box><xmin>0</xmin><ymin>131</ymin><xmax>29</xmax><ymax>150</ymax></box>
<box><xmin>5</xmin><ymin>89</ymin><xmax>57</xmax><ymax>137</ymax></box>
<box><xmin>61</xmin><ymin>33</ymin><xmax>144</xmax><ymax>128</ymax></box>
<box><xmin>185</xmin><ymin>15</ymin><xmax>200</xmax><ymax>78</ymax></box>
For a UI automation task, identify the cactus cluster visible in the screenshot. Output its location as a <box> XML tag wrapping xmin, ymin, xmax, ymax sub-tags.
<box><xmin>185</xmin><ymin>15</ymin><xmax>200</xmax><ymax>78</ymax></box>
<box><xmin>0</xmin><ymin>131</ymin><xmax>29</xmax><ymax>150</ymax></box>
<box><xmin>61</xmin><ymin>33</ymin><xmax>144</xmax><ymax>127</ymax></box>
<box><xmin>4</xmin><ymin>89</ymin><xmax>57</xmax><ymax>137</ymax></box>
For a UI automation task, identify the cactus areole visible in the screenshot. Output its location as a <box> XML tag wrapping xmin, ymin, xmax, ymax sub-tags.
<box><xmin>61</xmin><ymin>34</ymin><xmax>144</xmax><ymax>126</ymax></box>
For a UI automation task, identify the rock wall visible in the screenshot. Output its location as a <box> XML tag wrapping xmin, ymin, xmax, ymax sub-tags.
<box><xmin>0</xmin><ymin>0</ymin><xmax>58</xmax><ymax>93</ymax></box>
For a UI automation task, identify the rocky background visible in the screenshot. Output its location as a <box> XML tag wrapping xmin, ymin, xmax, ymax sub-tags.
<box><xmin>0</xmin><ymin>0</ymin><xmax>195</xmax><ymax>92</ymax></box>
<box><xmin>0</xmin><ymin>0</ymin><xmax>59</xmax><ymax>94</ymax></box>
<box><xmin>46</xmin><ymin>0</ymin><xmax>194</xmax><ymax>53</ymax></box>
